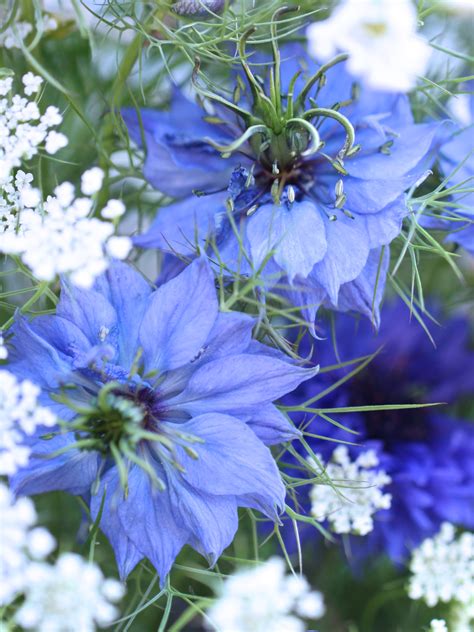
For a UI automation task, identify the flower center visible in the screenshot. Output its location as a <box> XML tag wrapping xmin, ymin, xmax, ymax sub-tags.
<box><xmin>67</xmin><ymin>381</ymin><xmax>163</xmax><ymax>456</ymax></box>
<box><xmin>194</xmin><ymin>11</ymin><xmax>359</xmax><ymax>207</ymax></box>
<box><xmin>363</xmin><ymin>22</ymin><xmax>388</xmax><ymax>37</ymax></box>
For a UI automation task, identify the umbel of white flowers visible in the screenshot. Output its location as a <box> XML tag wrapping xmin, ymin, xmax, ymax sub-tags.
<box><xmin>206</xmin><ymin>557</ymin><xmax>325</xmax><ymax>632</ymax></box>
<box><xmin>309</xmin><ymin>446</ymin><xmax>392</xmax><ymax>536</ymax></box>
<box><xmin>408</xmin><ymin>523</ymin><xmax>474</xmax><ymax>608</ymax></box>
<box><xmin>0</xmin><ymin>484</ymin><xmax>125</xmax><ymax>630</ymax></box>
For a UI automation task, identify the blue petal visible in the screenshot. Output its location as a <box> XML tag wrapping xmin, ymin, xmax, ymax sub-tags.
<box><xmin>165</xmin><ymin>474</ymin><xmax>238</xmax><ymax>566</ymax></box>
<box><xmin>307</xmin><ymin>211</ymin><xmax>370</xmax><ymax>304</ymax></box>
<box><xmin>26</xmin><ymin>315</ymin><xmax>91</xmax><ymax>363</ymax></box>
<box><xmin>133</xmin><ymin>192</ymin><xmax>224</xmax><ymax>254</ymax></box>
<box><xmin>203</xmin><ymin>312</ymin><xmax>255</xmax><ymax>358</ymax></box>
<box><xmin>116</xmin><ymin>464</ymin><xmax>189</xmax><ymax>585</ymax></box>
<box><xmin>281</xmin><ymin>276</ymin><xmax>326</xmax><ymax>336</ymax></box>
<box><xmin>447</xmin><ymin>223</ymin><xmax>474</xmax><ymax>254</ymax></box>
<box><xmin>58</xmin><ymin>262</ymin><xmax>152</xmax><ymax>371</ymax></box>
<box><xmin>335</xmin><ymin>247</ymin><xmax>389</xmax><ymax>327</ymax></box>
<box><xmin>10</xmin><ymin>433</ymin><xmax>100</xmax><ymax>497</ymax></box>
<box><xmin>140</xmin><ymin>257</ymin><xmax>218</xmax><ymax>374</ymax></box>
<box><xmin>245</xmin><ymin>404</ymin><xmax>300</xmax><ymax>445</ymax></box>
<box><xmin>122</xmin><ymin>99</ymin><xmax>236</xmax><ymax>198</ymax></box>
<box><xmin>362</xmin><ymin>196</ymin><xmax>408</xmax><ymax>249</ymax></box>
<box><xmin>169</xmin><ymin>414</ymin><xmax>286</xmax><ymax>505</ymax></box>
<box><xmin>167</xmin><ymin>353</ymin><xmax>318</xmax><ymax>415</ymax></box>
<box><xmin>90</xmin><ymin>469</ymin><xmax>144</xmax><ymax>580</ymax></box>
<box><xmin>440</xmin><ymin>126</ymin><xmax>473</xmax><ymax>188</ymax></box>
<box><xmin>158</xmin><ymin>311</ymin><xmax>255</xmax><ymax>400</ymax></box>
<box><xmin>347</xmin><ymin>123</ymin><xmax>440</xmax><ymax>180</ymax></box>
<box><xmin>57</xmin><ymin>281</ymin><xmax>118</xmax><ymax>349</ymax></box>
<box><xmin>6</xmin><ymin>316</ymin><xmax>73</xmax><ymax>389</ymax></box>
<box><xmin>92</xmin><ymin>262</ymin><xmax>152</xmax><ymax>370</ymax></box>
<box><xmin>343</xmin><ymin>172</ymin><xmax>421</xmax><ymax>213</ymax></box>
<box><xmin>247</xmin><ymin>200</ymin><xmax>327</xmax><ymax>281</ymax></box>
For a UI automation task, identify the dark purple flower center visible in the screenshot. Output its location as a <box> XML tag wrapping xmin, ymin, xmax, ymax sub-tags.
<box><xmin>114</xmin><ymin>383</ymin><xmax>163</xmax><ymax>432</ymax></box>
<box><xmin>68</xmin><ymin>379</ymin><xmax>166</xmax><ymax>455</ymax></box>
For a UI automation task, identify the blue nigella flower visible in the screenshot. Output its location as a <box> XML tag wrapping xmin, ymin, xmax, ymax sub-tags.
<box><xmin>438</xmin><ymin>92</ymin><xmax>474</xmax><ymax>254</ymax></box>
<box><xmin>123</xmin><ymin>39</ymin><xmax>440</xmax><ymax>328</ymax></box>
<box><xmin>6</xmin><ymin>258</ymin><xmax>317</xmax><ymax>581</ymax></box>
<box><xmin>282</xmin><ymin>303</ymin><xmax>474</xmax><ymax>563</ymax></box>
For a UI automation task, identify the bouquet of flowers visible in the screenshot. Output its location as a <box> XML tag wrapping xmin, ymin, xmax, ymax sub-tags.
<box><xmin>1</xmin><ymin>1</ymin><xmax>472</xmax><ymax>630</ymax></box>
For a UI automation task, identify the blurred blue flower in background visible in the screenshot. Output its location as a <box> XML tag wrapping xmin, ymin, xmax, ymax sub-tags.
<box><xmin>438</xmin><ymin>92</ymin><xmax>474</xmax><ymax>254</ymax></box>
<box><xmin>6</xmin><ymin>258</ymin><xmax>318</xmax><ymax>582</ymax></box>
<box><xmin>282</xmin><ymin>303</ymin><xmax>474</xmax><ymax>563</ymax></box>
<box><xmin>124</xmin><ymin>44</ymin><xmax>441</xmax><ymax>328</ymax></box>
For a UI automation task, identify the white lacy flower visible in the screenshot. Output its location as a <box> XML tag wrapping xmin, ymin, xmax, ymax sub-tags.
<box><xmin>0</xmin><ymin>333</ymin><xmax>7</xmax><ymax>360</ymax></box>
<box><xmin>0</xmin><ymin>370</ymin><xmax>57</xmax><ymax>475</ymax></box>
<box><xmin>306</xmin><ymin>0</ymin><xmax>432</xmax><ymax>92</ymax></box>
<box><xmin>0</xmin><ymin>76</ymin><xmax>131</xmax><ymax>287</ymax></box>
<box><xmin>0</xmin><ymin>483</ymin><xmax>125</xmax><ymax>628</ymax></box>
<box><xmin>81</xmin><ymin>167</ymin><xmax>105</xmax><ymax>196</ymax></box>
<box><xmin>429</xmin><ymin>620</ymin><xmax>448</xmax><ymax>632</ymax></box>
<box><xmin>0</xmin><ymin>22</ymin><xmax>33</xmax><ymax>49</ymax></box>
<box><xmin>15</xmin><ymin>553</ymin><xmax>125</xmax><ymax>632</ymax></box>
<box><xmin>0</xmin><ymin>74</ymin><xmax>65</xmax><ymax>182</ymax></box>
<box><xmin>0</xmin><ymin>13</ymin><xmax>58</xmax><ymax>50</ymax></box>
<box><xmin>0</xmin><ymin>77</ymin><xmax>13</xmax><ymax>96</ymax></box>
<box><xmin>309</xmin><ymin>446</ymin><xmax>392</xmax><ymax>535</ymax></box>
<box><xmin>45</xmin><ymin>130</ymin><xmax>68</xmax><ymax>154</ymax></box>
<box><xmin>18</xmin><ymin>188</ymin><xmax>132</xmax><ymax>287</ymax></box>
<box><xmin>22</xmin><ymin>72</ymin><xmax>43</xmax><ymax>97</ymax></box>
<box><xmin>101</xmin><ymin>199</ymin><xmax>126</xmax><ymax>220</ymax></box>
<box><xmin>206</xmin><ymin>557</ymin><xmax>325</xmax><ymax>632</ymax></box>
<box><xmin>0</xmin><ymin>484</ymin><xmax>55</xmax><ymax>606</ymax></box>
<box><xmin>408</xmin><ymin>523</ymin><xmax>474</xmax><ymax>608</ymax></box>
<box><xmin>1</xmin><ymin>170</ymin><xmax>132</xmax><ymax>288</ymax></box>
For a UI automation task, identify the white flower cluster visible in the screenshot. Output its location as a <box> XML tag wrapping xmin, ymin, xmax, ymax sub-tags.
<box><xmin>429</xmin><ymin>620</ymin><xmax>448</xmax><ymax>632</ymax></box>
<box><xmin>16</xmin><ymin>553</ymin><xmax>125</xmax><ymax>631</ymax></box>
<box><xmin>307</xmin><ymin>0</ymin><xmax>431</xmax><ymax>92</ymax></box>
<box><xmin>0</xmin><ymin>73</ymin><xmax>67</xmax><ymax>182</ymax></box>
<box><xmin>309</xmin><ymin>446</ymin><xmax>392</xmax><ymax>536</ymax></box>
<box><xmin>0</xmin><ymin>370</ymin><xmax>57</xmax><ymax>475</ymax></box>
<box><xmin>0</xmin><ymin>17</ymin><xmax>57</xmax><ymax>50</ymax></box>
<box><xmin>0</xmin><ymin>332</ymin><xmax>7</xmax><ymax>359</ymax></box>
<box><xmin>1</xmin><ymin>166</ymin><xmax>131</xmax><ymax>288</ymax></box>
<box><xmin>0</xmin><ymin>484</ymin><xmax>125</xmax><ymax>630</ymax></box>
<box><xmin>0</xmin><ymin>483</ymin><xmax>56</xmax><ymax>606</ymax></box>
<box><xmin>408</xmin><ymin>523</ymin><xmax>474</xmax><ymax>608</ymax></box>
<box><xmin>206</xmin><ymin>557</ymin><xmax>325</xmax><ymax>632</ymax></box>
